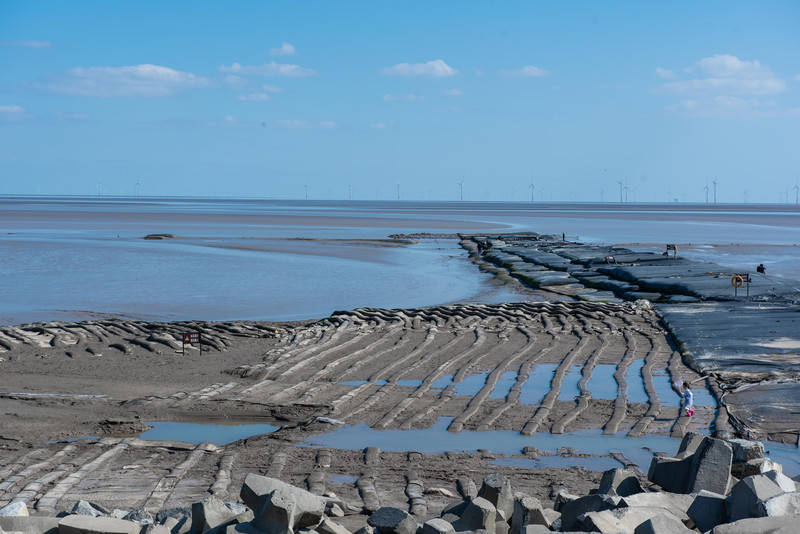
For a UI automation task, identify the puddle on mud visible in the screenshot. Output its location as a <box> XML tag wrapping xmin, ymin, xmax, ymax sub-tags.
<box><xmin>492</xmin><ymin>455</ymin><xmax>624</xmax><ymax>472</ymax></box>
<box><xmin>304</xmin><ymin>416</ymin><xmax>681</xmax><ymax>472</ymax></box>
<box><xmin>624</xmin><ymin>361</ymin><xmax>648</xmax><ymax>403</ymax></box>
<box><xmin>490</xmin><ymin>371</ymin><xmax>517</xmax><ymax>399</ymax></box>
<box><xmin>140</xmin><ymin>421</ymin><xmax>279</xmax><ymax>446</ymax></box>
<box><xmin>328</xmin><ymin>474</ymin><xmax>359</xmax><ymax>485</ymax></box>
<box><xmin>397</xmin><ymin>379</ymin><xmax>423</xmax><ymax>387</ymax></box>
<box><xmin>518</xmin><ymin>364</ymin><xmax>557</xmax><ymax>405</ymax></box>
<box><xmin>560</xmin><ymin>366</ymin><xmax>582</xmax><ymax>399</ymax></box>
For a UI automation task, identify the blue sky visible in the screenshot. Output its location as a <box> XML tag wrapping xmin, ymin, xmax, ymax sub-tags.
<box><xmin>1</xmin><ymin>1</ymin><xmax>799</xmax><ymax>202</ymax></box>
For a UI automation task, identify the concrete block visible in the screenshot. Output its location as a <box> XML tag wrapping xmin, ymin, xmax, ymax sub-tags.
<box><xmin>477</xmin><ymin>474</ymin><xmax>514</xmax><ymax>520</ymax></box>
<box><xmin>633</xmin><ymin>514</ymin><xmax>693</xmax><ymax>534</ymax></box>
<box><xmin>366</xmin><ymin>508</ymin><xmax>417</xmax><ymax>534</ymax></box>
<box><xmin>688</xmin><ymin>436</ymin><xmax>732</xmax><ymax>495</ymax></box>
<box><xmin>558</xmin><ymin>494</ymin><xmax>620</xmax><ymax>531</ymax></box>
<box><xmin>597</xmin><ymin>468</ymin><xmax>644</xmax><ymax>497</ymax></box>
<box><xmin>618</xmin><ymin>492</ymin><xmax>693</xmax><ymax>522</ymax></box>
<box><xmin>728</xmin><ymin>473</ymin><xmax>791</xmax><ymax>522</ymax></box>
<box><xmin>71</xmin><ymin>502</ymin><xmax>107</xmax><ymax>518</ymax></box>
<box><xmin>647</xmin><ymin>456</ymin><xmax>690</xmax><ymax>493</ymax></box>
<box><xmin>711</xmin><ymin>515</ymin><xmax>800</xmax><ymax>533</ymax></box>
<box><xmin>456</xmin><ymin>497</ymin><xmax>496</xmax><ymax>534</ymax></box>
<box><xmin>581</xmin><ymin>507</ymin><xmax>683</xmax><ymax>534</ymax></box>
<box><xmin>240</xmin><ymin>474</ymin><xmax>325</xmax><ymax>534</ymax></box>
<box><xmin>0</xmin><ymin>516</ymin><xmax>59</xmax><ymax>534</ymax></box>
<box><xmin>687</xmin><ymin>490</ymin><xmax>727</xmax><ymax>532</ymax></box>
<box><xmin>726</xmin><ymin>439</ymin><xmax>765</xmax><ymax>462</ymax></box>
<box><xmin>191</xmin><ymin>496</ymin><xmax>240</xmax><ymax>534</ymax></box>
<box><xmin>421</xmin><ymin>519</ymin><xmax>453</xmax><ymax>534</ymax></box>
<box><xmin>510</xmin><ymin>496</ymin><xmax>543</xmax><ymax>534</ymax></box>
<box><xmin>0</xmin><ymin>503</ymin><xmax>28</xmax><ymax>517</ymax></box>
<box><xmin>676</xmin><ymin>432</ymin><xmax>706</xmax><ymax>459</ymax></box>
<box><xmin>758</xmin><ymin>491</ymin><xmax>800</xmax><ymax>517</ymax></box>
<box><xmin>316</xmin><ymin>518</ymin><xmax>350</xmax><ymax>534</ymax></box>
<box><xmin>58</xmin><ymin>515</ymin><xmax>141</xmax><ymax>534</ymax></box>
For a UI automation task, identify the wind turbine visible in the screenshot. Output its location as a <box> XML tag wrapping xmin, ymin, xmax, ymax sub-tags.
<box><xmin>529</xmin><ymin>182</ymin><xmax>535</xmax><ymax>203</ymax></box>
<box><xmin>304</xmin><ymin>185</ymin><xmax>308</xmax><ymax>200</ymax></box>
<box><xmin>792</xmin><ymin>184</ymin><xmax>799</xmax><ymax>205</ymax></box>
<box><xmin>396</xmin><ymin>184</ymin><xmax>400</xmax><ymax>201</ymax></box>
<box><xmin>703</xmin><ymin>183</ymin><xmax>709</xmax><ymax>204</ymax></box>
<box><xmin>616</xmin><ymin>180</ymin><xmax>624</xmax><ymax>203</ymax></box>
<box><xmin>136</xmin><ymin>180</ymin><xmax>141</xmax><ymax>197</ymax></box>
<box><xmin>457</xmin><ymin>180</ymin><xmax>464</xmax><ymax>201</ymax></box>
<box><xmin>712</xmin><ymin>180</ymin><xmax>718</xmax><ymax>204</ymax></box>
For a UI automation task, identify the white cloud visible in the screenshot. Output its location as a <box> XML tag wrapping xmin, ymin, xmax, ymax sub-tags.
<box><xmin>501</xmin><ymin>65</ymin><xmax>549</xmax><ymax>77</ymax></box>
<box><xmin>443</xmin><ymin>88</ymin><xmax>462</xmax><ymax>96</ymax></box>
<box><xmin>276</xmin><ymin>119</ymin><xmax>337</xmax><ymax>129</ymax></box>
<box><xmin>220</xmin><ymin>61</ymin><xmax>315</xmax><ymax>77</ymax></box>
<box><xmin>655</xmin><ymin>67</ymin><xmax>676</xmax><ymax>79</ymax></box>
<box><xmin>270</xmin><ymin>42</ymin><xmax>296</xmax><ymax>56</ymax></box>
<box><xmin>0</xmin><ymin>105</ymin><xmax>30</xmax><ymax>121</ymax></box>
<box><xmin>0</xmin><ymin>105</ymin><xmax>25</xmax><ymax>114</ymax></box>
<box><xmin>36</xmin><ymin>64</ymin><xmax>210</xmax><ymax>97</ymax></box>
<box><xmin>383</xmin><ymin>93</ymin><xmax>422</xmax><ymax>102</ymax></box>
<box><xmin>382</xmin><ymin>59</ymin><xmax>457</xmax><ymax>77</ymax></box>
<box><xmin>661</xmin><ymin>54</ymin><xmax>785</xmax><ymax>96</ymax></box>
<box><xmin>238</xmin><ymin>84</ymin><xmax>281</xmax><ymax>102</ymax></box>
<box><xmin>1</xmin><ymin>40</ymin><xmax>51</xmax><ymax>48</ymax></box>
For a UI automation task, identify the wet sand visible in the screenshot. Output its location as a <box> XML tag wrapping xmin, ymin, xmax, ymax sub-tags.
<box><xmin>0</xmin><ymin>301</ymin><xmax>714</xmax><ymax>516</ymax></box>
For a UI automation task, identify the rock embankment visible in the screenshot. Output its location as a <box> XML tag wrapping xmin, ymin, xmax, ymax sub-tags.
<box><xmin>1</xmin><ymin>434</ymin><xmax>798</xmax><ymax>534</ymax></box>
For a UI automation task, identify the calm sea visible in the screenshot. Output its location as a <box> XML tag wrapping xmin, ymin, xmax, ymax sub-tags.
<box><xmin>1</xmin><ymin>197</ymin><xmax>798</xmax><ymax>325</ymax></box>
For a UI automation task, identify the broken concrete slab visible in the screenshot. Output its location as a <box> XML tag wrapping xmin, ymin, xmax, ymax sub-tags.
<box><xmin>633</xmin><ymin>514</ymin><xmax>693</xmax><ymax>534</ymax></box>
<box><xmin>711</xmin><ymin>515</ymin><xmax>800</xmax><ymax>533</ymax></box>
<box><xmin>0</xmin><ymin>516</ymin><xmax>59</xmax><ymax>534</ymax></box>
<box><xmin>240</xmin><ymin>474</ymin><xmax>325</xmax><ymax>534</ymax></box>
<box><xmin>558</xmin><ymin>494</ymin><xmax>620</xmax><ymax>531</ymax></box>
<box><xmin>191</xmin><ymin>496</ymin><xmax>240</xmax><ymax>534</ymax></box>
<box><xmin>597</xmin><ymin>468</ymin><xmax>644</xmax><ymax>497</ymax></box>
<box><xmin>366</xmin><ymin>508</ymin><xmax>417</xmax><ymax>534</ymax></box>
<box><xmin>688</xmin><ymin>490</ymin><xmax>727</xmax><ymax>532</ymax></box>
<box><xmin>316</xmin><ymin>518</ymin><xmax>351</xmax><ymax>534</ymax></box>
<box><xmin>510</xmin><ymin>496</ymin><xmax>544</xmax><ymax>534</ymax></box>
<box><xmin>758</xmin><ymin>491</ymin><xmax>800</xmax><ymax>517</ymax></box>
<box><xmin>72</xmin><ymin>502</ymin><xmax>107</xmax><ymax>518</ymax></box>
<box><xmin>0</xmin><ymin>503</ymin><xmax>27</xmax><ymax>517</ymax></box>
<box><xmin>477</xmin><ymin>474</ymin><xmax>514</xmax><ymax>521</ymax></box>
<box><xmin>58</xmin><ymin>515</ymin><xmax>142</xmax><ymax>534</ymax></box>
<box><xmin>727</xmin><ymin>439</ymin><xmax>765</xmax><ymax>462</ymax></box>
<box><xmin>581</xmin><ymin>507</ymin><xmax>684</xmax><ymax>534</ymax></box>
<box><xmin>618</xmin><ymin>492</ymin><xmax>693</xmax><ymax>522</ymax></box>
<box><xmin>727</xmin><ymin>472</ymin><xmax>796</xmax><ymax>522</ymax></box>
<box><xmin>688</xmin><ymin>435</ymin><xmax>732</xmax><ymax>494</ymax></box>
<box><xmin>456</xmin><ymin>497</ymin><xmax>496</xmax><ymax>534</ymax></box>
<box><xmin>421</xmin><ymin>518</ymin><xmax>453</xmax><ymax>534</ymax></box>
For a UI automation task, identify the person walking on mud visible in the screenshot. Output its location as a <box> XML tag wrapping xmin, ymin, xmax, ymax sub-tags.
<box><xmin>681</xmin><ymin>381</ymin><xmax>695</xmax><ymax>417</ymax></box>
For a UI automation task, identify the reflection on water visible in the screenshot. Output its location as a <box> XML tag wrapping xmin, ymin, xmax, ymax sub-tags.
<box><xmin>490</xmin><ymin>371</ymin><xmax>518</xmax><ymax>399</ymax></box>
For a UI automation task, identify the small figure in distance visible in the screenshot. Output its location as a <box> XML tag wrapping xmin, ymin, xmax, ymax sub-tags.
<box><xmin>681</xmin><ymin>381</ymin><xmax>695</xmax><ymax>417</ymax></box>
<box><xmin>562</xmin><ymin>232</ymin><xmax>566</xmax><ymax>241</ymax></box>
<box><xmin>756</xmin><ymin>263</ymin><xmax>766</xmax><ymax>275</ymax></box>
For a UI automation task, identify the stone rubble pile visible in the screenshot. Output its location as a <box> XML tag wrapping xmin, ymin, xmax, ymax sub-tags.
<box><xmin>0</xmin><ymin>435</ymin><xmax>798</xmax><ymax>534</ymax></box>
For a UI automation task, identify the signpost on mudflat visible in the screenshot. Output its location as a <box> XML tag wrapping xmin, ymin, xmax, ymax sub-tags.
<box><xmin>731</xmin><ymin>273</ymin><xmax>751</xmax><ymax>298</ymax></box>
<box><xmin>182</xmin><ymin>331</ymin><xmax>202</xmax><ymax>354</ymax></box>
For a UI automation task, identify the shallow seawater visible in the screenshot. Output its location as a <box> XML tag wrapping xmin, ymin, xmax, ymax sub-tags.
<box><xmin>624</xmin><ymin>361</ymin><xmax>648</xmax><ymax>403</ymax></box>
<box><xmin>328</xmin><ymin>474</ymin><xmax>358</xmax><ymax>485</ymax></box>
<box><xmin>491</xmin><ymin>456</ymin><xmax>624</xmax><ymax>472</ymax></box>
<box><xmin>560</xmin><ymin>366</ymin><xmax>582</xmax><ymax>399</ymax></box>
<box><xmin>304</xmin><ymin>416</ymin><xmax>682</xmax><ymax>472</ymax></box>
<box><xmin>587</xmin><ymin>364</ymin><xmax>621</xmax><ymax>400</ymax></box>
<box><xmin>489</xmin><ymin>371</ymin><xmax>518</xmax><ymax>399</ymax></box>
<box><xmin>518</xmin><ymin>364</ymin><xmax>557</xmax><ymax>405</ymax></box>
<box><xmin>140</xmin><ymin>421</ymin><xmax>279</xmax><ymax>446</ymax></box>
